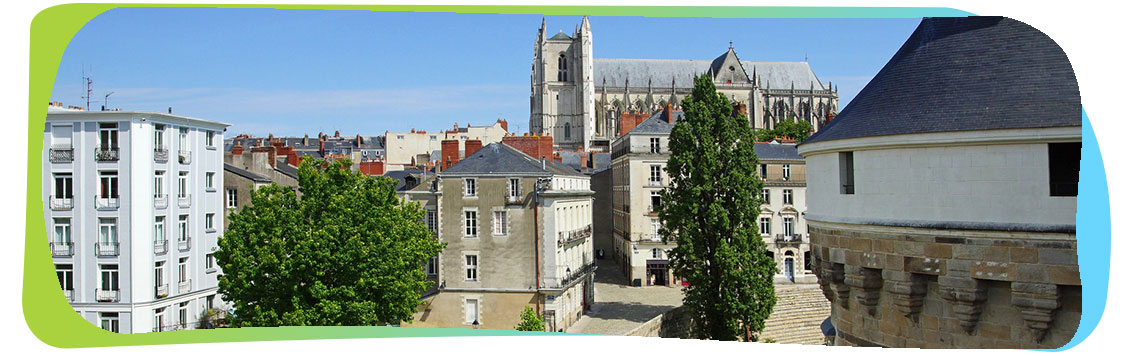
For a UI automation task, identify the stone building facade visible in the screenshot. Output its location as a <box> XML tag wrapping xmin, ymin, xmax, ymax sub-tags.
<box><xmin>755</xmin><ymin>142</ymin><xmax>815</xmax><ymax>284</ymax></box>
<box><xmin>798</xmin><ymin>17</ymin><xmax>1081</xmax><ymax>348</ymax></box>
<box><xmin>384</xmin><ymin>119</ymin><xmax>509</xmax><ymax>171</ymax></box>
<box><xmin>530</xmin><ymin>16</ymin><xmax>838</xmax><ymax>152</ymax></box>
<box><xmin>405</xmin><ymin>143</ymin><xmax>595</xmax><ymax>332</ymax></box>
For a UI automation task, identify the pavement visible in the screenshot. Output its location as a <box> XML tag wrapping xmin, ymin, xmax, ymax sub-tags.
<box><xmin>566</xmin><ymin>257</ymin><xmax>684</xmax><ymax>335</ymax></box>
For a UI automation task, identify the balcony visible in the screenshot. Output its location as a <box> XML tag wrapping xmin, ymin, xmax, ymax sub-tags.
<box><xmin>95</xmin><ymin>289</ymin><xmax>120</xmax><ymax>302</ymax></box>
<box><xmin>154</xmin><ymin>239</ymin><xmax>168</xmax><ymax>254</ymax></box>
<box><xmin>155</xmin><ymin>284</ymin><xmax>168</xmax><ymax>299</ymax></box>
<box><xmin>94</xmin><ymin>195</ymin><xmax>120</xmax><ymax>210</ymax></box>
<box><xmin>62</xmin><ymin>289</ymin><xmax>74</xmax><ymax>302</ymax></box>
<box><xmin>49</xmin><ymin>195</ymin><xmax>74</xmax><ymax>210</ymax></box>
<box><xmin>177</xmin><ymin>194</ymin><xmax>191</xmax><ymax>208</ymax></box>
<box><xmin>632</xmin><ymin>232</ymin><xmax>664</xmax><ymax>243</ymax></box>
<box><xmin>557</xmin><ymin>225</ymin><xmax>593</xmax><ymax>247</ymax></box>
<box><xmin>178</xmin><ymin>236</ymin><xmax>191</xmax><ymax>251</ymax></box>
<box><xmin>49</xmin><ymin>147</ymin><xmax>74</xmax><ymax>163</ymax></box>
<box><xmin>178</xmin><ymin>279</ymin><xmax>192</xmax><ymax>294</ymax></box>
<box><xmin>154</xmin><ymin>147</ymin><xmax>169</xmax><ymax>162</ymax></box>
<box><xmin>505</xmin><ymin>195</ymin><xmax>522</xmax><ymax>205</ymax></box>
<box><xmin>49</xmin><ymin>242</ymin><xmax>73</xmax><ymax>257</ymax></box>
<box><xmin>647</xmin><ymin>179</ymin><xmax>662</xmax><ymax>187</ymax></box>
<box><xmin>95</xmin><ymin>242</ymin><xmax>119</xmax><ymax>257</ymax></box>
<box><xmin>647</xmin><ymin>204</ymin><xmax>659</xmax><ymax>215</ymax></box>
<box><xmin>155</xmin><ymin>194</ymin><xmax>168</xmax><ymax>208</ymax></box>
<box><xmin>775</xmin><ymin>234</ymin><xmax>803</xmax><ymax>244</ymax></box>
<box><xmin>95</xmin><ymin>147</ymin><xmax>119</xmax><ymax>162</ymax></box>
<box><xmin>178</xmin><ymin>150</ymin><xmax>192</xmax><ymax>164</ymax></box>
<box><xmin>552</xmin><ymin>261</ymin><xmax>597</xmax><ymax>290</ymax></box>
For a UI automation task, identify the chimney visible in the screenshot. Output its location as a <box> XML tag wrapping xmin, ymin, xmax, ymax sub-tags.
<box><xmin>168</xmin><ymin>107</ymin><xmax>172</xmax><ymax>114</ymax></box>
<box><xmin>334</xmin><ymin>130</ymin><xmax>340</xmax><ymax>138</ymax></box>
<box><xmin>303</xmin><ymin>134</ymin><xmax>309</xmax><ymax>146</ymax></box>
<box><xmin>581</xmin><ymin>151</ymin><xmax>589</xmax><ymax>168</ymax></box>
<box><xmin>497</xmin><ymin>118</ymin><xmax>509</xmax><ymax>132</ymax></box>
<box><xmin>319</xmin><ymin>140</ymin><xmax>325</xmax><ymax>155</ymax></box>
<box><xmin>232</xmin><ymin>140</ymin><xmax>244</xmax><ymax>155</ymax></box>
<box><xmin>465</xmin><ymin>139</ymin><xmax>483</xmax><ymax>157</ymax></box>
<box><xmin>664</xmin><ymin>102</ymin><xmax>675</xmax><ymax>124</ymax></box>
<box><xmin>441</xmin><ymin>139</ymin><xmax>460</xmax><ymax>170</ymax></box>
<box><xmin>356</xmin><ymin>134</ymin><xmax>363</xmax><ymax>147</ymax></box>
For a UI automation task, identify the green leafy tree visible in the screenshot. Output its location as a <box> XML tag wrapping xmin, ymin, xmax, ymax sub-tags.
<box><xmin>660</xmin><ymin>74</ymin><xmax>778</xmax><ymax>341</ymax></box>
<box><xmin>755</xmin><ymin>117</ymin><xmax>813</xmax><ymax>142</ymax></box>
<box><xmin>515</xmin><ymin>306</ymin><xmax>546</xmax><ymax>331</ymax></box>
<box><xmin>216</xmin><ymin>158</ymin><xmax>444</xmax><ymax>327</ymax></box>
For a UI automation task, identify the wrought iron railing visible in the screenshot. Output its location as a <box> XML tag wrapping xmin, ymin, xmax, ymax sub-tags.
<box><xmin>95</xmin><ymin>288</ymin><xmax>119</xmax><ymax>302</ymax></box>
<box><xmin>154</xmin><ymin>147</ymin><xmax>169</xmax><ymax>162</ymax></box>
<box><xmin>557</xmin><ymin>225</ymin><xmax>592</xmax><ymax>247</ymax></box>
<box><xmin>154</xmin><ymin>239</ymin><xmax>168</xmax><ymax>254</ymax></box>
<box><xmin>178</xmin><ymin>236</ymin><xmax>191</xmax><ymax>251</ymax></box>
<box><xmin>94</xmin><ymin>195</ymin><xmax>120</xmax><ymax>209</ymax></box>
<box><xmin>775</xmin><ymin>234</ymin><xmax>803</xmax><ymax>244</ymax></box>
<box><xmin>49</xmin><ymin>147</ymin><xmax>74</xmax><ymax>163</ymax></box>
<box><xmin>49</xmin><ymin>195</ymin><xmax>74</xmax><ymax>210</ymax></box>
<box><xmin>95</xmin><ymin>147</ymin><xmax>119</xmax><ymax>162</ymax></box>
<box><xmin>95</xmin><ymin>242</ymin><xmax>119</xmax><ymax>256</ymax></box>
<box><xmin>506</xmin><ymin>195</ymin><xmax>522</xmax><ymax>205</ymax></box>
<box><xmin>49</xmin><ymin>241</ymin><xmax>73</xmax><ymax>256</ymax></box>
<box><xmin>557</xmin><ymin>261</ymin><xmax>597</xmax><ymax>288</ymax></box>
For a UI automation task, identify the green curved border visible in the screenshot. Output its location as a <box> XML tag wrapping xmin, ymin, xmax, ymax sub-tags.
<box><xmin>25</xmin><ymin>4</ymin><xmax>978</xmax><ymax>348</ymax></box>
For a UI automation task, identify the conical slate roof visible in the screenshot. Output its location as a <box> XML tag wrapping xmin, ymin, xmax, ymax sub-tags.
<box><xmin>803</xmin><ymin>17</ymin><xmax>1080</xmax><ymax>145</ymax></box>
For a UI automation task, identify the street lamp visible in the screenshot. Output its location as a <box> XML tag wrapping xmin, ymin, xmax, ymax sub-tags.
<box><xmin>472</xmin><ymin>319</ymin><xmax>480</xmax><ymax>329</ymax></box>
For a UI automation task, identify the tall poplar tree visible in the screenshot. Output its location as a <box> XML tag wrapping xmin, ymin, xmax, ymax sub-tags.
<box><xmin>659</xmin><ymin>74</ymin><xmax>778</xmax><ymax>341</ymax></box>
<box><xmin>217</xmin><ymin>158</ymin><xmax>444</xmax><ymax>327</ymax></box>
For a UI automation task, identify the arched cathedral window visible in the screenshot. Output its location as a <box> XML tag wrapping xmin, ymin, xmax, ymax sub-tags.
<box><xmin>564</xmin><ymin>123</ymin><xmax>571</xmax><ymax>139</ymax></box>
<box><xmin>558</xmin><ymin>54</ymin><xmax>568</xmax><ymax>82</ymax></box>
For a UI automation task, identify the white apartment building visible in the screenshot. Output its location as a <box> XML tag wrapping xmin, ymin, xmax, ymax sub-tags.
<box><xmin>43</xmin><ymin>106</ymin><xmax>229</xmax><ymax>333</ymax></box>
<box><xmin>754</xmin><ymin>142</ymin><xmax>814</xmax><ymax>283</ymax></box>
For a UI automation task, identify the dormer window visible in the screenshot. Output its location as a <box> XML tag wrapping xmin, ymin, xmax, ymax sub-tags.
<box><xmin>558</xmin><ymin>54</ymin><xmax>568</xmax><ymax>82</ymax></box>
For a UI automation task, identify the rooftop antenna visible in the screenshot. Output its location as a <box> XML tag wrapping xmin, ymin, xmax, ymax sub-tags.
<box><xmin>81</xmin><ymin>65</ymin><xmax>94</xmax><ymax>111</ymax></box>
<box><xmin>103</xmin><ymin>92</ymin><xmax>114</xmax><ymax>111</ymax></box>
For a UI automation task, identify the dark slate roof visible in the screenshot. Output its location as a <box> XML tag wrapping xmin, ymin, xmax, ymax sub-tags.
<box><xmin>385</xmin><ymin>170</ymin><xmax>425</xmax><ymax>191</ymax></box>
<box><xmin>442</xmin><ymin>143</ymin><xmax>583</xmax><ymax>177</ymax></box>
<box><xmin>592</xmin><ymin>152</ymin><xmax>611</xmax><ymax>171</ymax></box>
<box><xmin>274</xmin><ymin>158</ymin><xmax>299</xmax><ymax>179</ymax></box>
<box><xmin>755</xmin><ymin>142</ymin><xmax>803</xmax><ymax>161</ymax></box>
<box><xmin>224</xmin><ymin>163</ymin><xmax>272</xmax><ymax>183</ymax></box>
<box><xmin>595</xmin><ymin>58</ymin><xmax>825</xmax><ymax>90</ymax></box>
<box><xmin>626</xmin><ymin>111</ymin><xmax>680</xmax><ymax>135</ymax></box>
<box><xmin>803</xmin><ymin>17</ymin><xmax>1080</xmax><ymax>145</ymax></box>
<box><xmin>549</xmin><ymin>31</ymin><xmax>572</xmax><ymax>40</ymax></box>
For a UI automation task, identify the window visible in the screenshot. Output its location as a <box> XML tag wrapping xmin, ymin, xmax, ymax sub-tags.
<box><xmin>762</xmin><ymin>189</ymin><xmax>771</xmax><ymax>205</ymax></box>
<box><xmin>98</xmin><ymin>218</ymin><xmax>118</xmax><ymax>245</ymax></box>
<box><xmin>206</xmin><ymin>131</ymin><xmax>216</xmax><ymax>147</ymax></box>
<box><xmin>464</xmin><ymin>178</ymin><xmax>477</xmax><ymax>196</ymax></box>
<box><xmin>226</xmin><ymin>188</ymin><xmax>238</xmax><ymax>209</ymax></box>
<box><xmin>464</xmin><ymin>254</ymin><xmax>478</xmax><ymax>281</ymax></box>
<box><xmin>759</xmin><ymin>217</ymin><xmax>771</xmax><ymax>236</ymax></box>
<box><xmin>783</xmin><ymin>189</ymin><xmax>793</xmax><ymax>205</ymax></box>
<box><xmin>839</xmin><ymin>152</ymin><xmax>855</xmax><ymax>194</ymax></box>
<box><xmin>426</xmin><ymin>257</ymin><xmax>438</xmax><ymax>276</ymax></box>
<box><xmin>464</xmin><ymin>210</ymin><xmax>478</xmax><ymax>237</ymax></box>
<box><xmin>98</xmin><ymin>123</ymin><xmax>118</xmax><ymax>149</ymax></box>
<box><xmin>154</xmin><ymin>171</ymin><xmax>165</xmax><ymax>198</ymax></box>
<box><xmin>1049</xmin><ymin>143</ymin><xmax>1081</xmax><ymax>196</ymax></box>
<box><xmin>206</xmin><ymin>172</ymin><xmax>215</xmax><ymax>190</ymax></box>
<box><xmin>508</xmin><ymin>178</ymin><xmax>521</xmax><ymax>199</ymax></box>
<box><xmin>649</xmin><ymin>165</ymin><xmax>662</xmax><ymax>185</ymax></box>
<box><xmin>206</xmin><ymin>213</ymin><xmax>215</xmax><ymax>231</ymax></box>
<box><xmin>178</xmin><ymin>215</ymin><xmax>189</xmax><ymax>242</ymax></box>
<box><xmin>564</xmin><ymin>124</ymin><xmax>571</xmax><ymax>139</ymax></box>
<box><xmin>178</xmin><ymin>127</ymin><xmax>189</xmax><ymax>150</ymax></box>
<box><xmin>426</xmin><ymin>210</ymin><xmax>437</xmax><ymax>232</ymax></box>
<box><xmin>206</xmin><ymin>296</ymin><xmax>214</xmax><ymax>311</ymax></box>
<box><xmin>53</xmin><ymin>218</ymin><xmax>71</xmax><ymax>245</ymax></box>
<box><xmin>650</xmin><ymin>191</ymin><xmax>661</xmax><ymax>212</ymax></box>
<box><xmin>206</xmin><ymin>254</ymin><xmax>215</xmax><ymax>271</ymax></box>
<box><xmin>557</xmin><ymin>53</ymin><xmax>568</xmax><ymax>82</ymax></box>
<box><xmin>651</xmin><ymin>219</ymin><xmax>661</xmax><ymax>241</ymax></box>
<box><xmin>759</xmin><ymin>164</ymin><xmax>768</xmax><ymax>179</ymax></box>
<box><xmin>154</xmin><ymin>216</ymin><xmax>166</xmax><ymax>243</ymax></box>
<box><xmin>430</xmin><ymin>135</ymin><xmax>437</xmax><ymax>141</ymax></box>
<box><xmin>99</xmin><ymin>171</ymin><xmax>118</xmax><ymax>198</ymax></box>
<box><xmin>784</xmin><ymin>217</ymin><xmax>795</xmax><ymax>236</ymax></box>
<box><xmin>650</xmin><ymin>137</ymin><xmax>661</xmax><ymax>153</ymax></box>
<box><xmin>179</xmin><ymin>257</ymin><xmax>189</xmax><ymax>282</ymax></box>
<box><xmin>155</xmin><ymin>261</ymin><xmax>166</xmax><ymax>288</ymax></box>
<box><xmin>782</xmin><ymin>164</ymin><xmax>791</xmax><ymax>181</ymax></box>
<box><xmin>179</xmin><ymin>302</ymin><xmax>190</xmax><ymax>328</ymax></box>
<box><xmin>100</xmin><ymin>313</ymin><xmax>119</xmax><ymax>333</ymax></box>
<box><xmin>465</xmin><ymin>299</ymin><xmax>479</xmax><ymax>324</ymax></box>
<box><xmin>652</xmin><ymin>248</ymin><xmax>662</xmax><ymax>259</ymax></box>
<box><xmin>396</xmin><ymin>135</ymin><xmax>405</xmax><ymax>140</ymax></box>
<box><xmin>493</xmin><ymin>211</ymin><xmax>508</xmax><ymax>236</ymax></box>
<box><xmin>154</xmin><ymin>124</ymin><xmax>165</xmax><ymax>149</ymax></box>
<box><xmin>178</xmin><ymin>172</ymin><xmax>189</xmax><ymax>198</ymax></box>
<box><xmin>56</xmin><ymin>264</ymin><xmax>73</xmax><ymax>291</ymax></box>
<box><xmin>100</xmin><ymin>265</ymin><xmax>119</xmax><ymax>291</ymax></box>
<box><xmin>51</xmin><ymin>124</ymin><xmax>73</xmax><ymax>148</ymax></box>
<box><xmin>53</xmin><ymin>173</ymin><xmax>73</xmax><ymax>199</ymax></box>
<box><xmin>155</xmin><ymin>307</ymin><xmax>166</xmax><ymax>332</ymax></box>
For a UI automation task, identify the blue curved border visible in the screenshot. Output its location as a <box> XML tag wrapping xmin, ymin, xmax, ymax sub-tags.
<box><xmin>1057</xmin><ymin>109</ymin><xmax>1109</xmax><ymax>350</ymax></box>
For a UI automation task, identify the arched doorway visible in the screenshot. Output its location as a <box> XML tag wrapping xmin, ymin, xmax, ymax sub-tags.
<box><xmin>784</xmin><ymin>250</ymin><xmax>796</xmax><ymax>282</ymax></box>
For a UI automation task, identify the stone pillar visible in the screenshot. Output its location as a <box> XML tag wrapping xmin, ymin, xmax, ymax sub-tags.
<box><xmin>1011</xmin><ymin>282</ymin><xmax>1062</xmax><ymax>343</ymax></box>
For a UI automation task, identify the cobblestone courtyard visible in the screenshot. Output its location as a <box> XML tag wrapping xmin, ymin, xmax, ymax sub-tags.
<box><xmin>566</xmin><ymin>257</ymin><xmax>685</xmax><ymax>335</ymax></box>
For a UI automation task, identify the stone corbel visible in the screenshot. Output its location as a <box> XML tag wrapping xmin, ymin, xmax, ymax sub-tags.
<box><xmin>939</xmin><ymin>276</ymin><xmax>989</xmax><ymax>334</ymax></box>
<box><xmin>846</xmin><ymin>267</ymin><xmax>883</xmax><ymax>316</ymax></box>
<box><xmin>885</xmin><ymin>272</ymin><xmax>928</xmax><ymax>321</ymax></box>
<box><xmin>828</xmin><ymin>263</ymin><xmax>851</xmax><ymax>308</ymax></box>
<box><xmin>1011</xmin><ymin>282</ymin><xmax>1062</xmax><ymax>343</ymax></box>
<box><xmin>817</xmin><ymin>259</ymin><xmax>834</xmax><ymax>303</ymax></box>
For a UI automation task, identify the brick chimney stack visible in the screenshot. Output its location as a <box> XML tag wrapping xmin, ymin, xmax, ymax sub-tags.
<box><xmin>232</xmin><ymin>140</ymin><xmax>244</xmax><ymax>155</ymax></box>
<box><xmin>441</xmin><ymin>139</ymin><xmax>460</xmax><ymax>170</ymax></box>
<box><xmin>465</xmin><ymin>138</ymin><xmax>483</xmax><ymax>157</ymax></box>
<box><xmin>664</xmin><ymin>102</ymin><xmax>675</xmax><ymax>124</ymax></box>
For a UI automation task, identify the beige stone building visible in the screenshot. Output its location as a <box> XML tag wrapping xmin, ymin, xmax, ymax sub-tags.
<box><xmin>384</xmin><ymin>119</ymin><xmax>509</xmax><ymax>171</ymax></box>
<box><xmin>799</xmin><ymin>17</ymin><xmax>1081</xmax><ymax>348</ymax></box>
<box><xmin>405</xmin><ymin>142</ymin><xmax>595</xmax><ymax>332</ymax></box>
<box><xmin>755</xmin><ymin>141</ymin><xmax>816</xmax><ymax>284</ymax></box>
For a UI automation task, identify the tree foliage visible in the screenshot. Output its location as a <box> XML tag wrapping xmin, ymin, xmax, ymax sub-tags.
<box><xmin>515</xmin><ymin>306</ymin><xmax>546</xmax><ymax>331</ymax></box>
<box><xmin>216</xmin><ymin>158</ymin><xmax>444</xmax><ymax>327</ymax></box>
<box><xmin>754</xmin><ymin>117</ymin><xmax>813</xmax><ymax>142</ymax></box>
<box><xmin>659</xmin><ymin>74</ymin><xmax>778</xmax><ymax>341</ymax></box>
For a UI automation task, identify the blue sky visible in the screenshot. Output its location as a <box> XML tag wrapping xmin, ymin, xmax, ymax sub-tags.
<box><xmin>51</xmin><ymin>8</ymin><xmax>921</xmax><ymax>136</ymax></box>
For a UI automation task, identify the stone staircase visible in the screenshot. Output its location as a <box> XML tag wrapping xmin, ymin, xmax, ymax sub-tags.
<box><xmin>759</xmin><ymin>283</ymin><xmax>831</xmax><ymax>345</ymax></box>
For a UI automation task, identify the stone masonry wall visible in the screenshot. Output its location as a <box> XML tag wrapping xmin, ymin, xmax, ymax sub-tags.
<box><xmin>809</xmin><ymin>221</ymin><xmax>1081</xmax><ymax>348</ymax></box>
